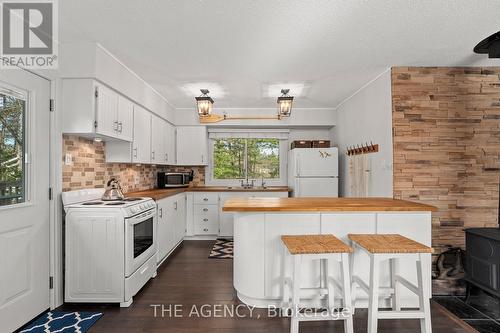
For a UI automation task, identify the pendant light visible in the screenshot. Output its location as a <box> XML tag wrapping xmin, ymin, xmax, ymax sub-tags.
<box><xmin>277</xmin><ymin>89</ymin><xmax>293</xmax><ymax>117</ymax></box>
<box><xmin>195</xmin><ymin>89</ymin><xmax>214</xmax><ymax>116</ymax></box>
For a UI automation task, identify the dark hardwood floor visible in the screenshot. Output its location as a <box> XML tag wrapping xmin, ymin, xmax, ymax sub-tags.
<box><xmin>59</xmin><ymin>241</ymin><xmax>476</xmax><ymax>333</ymax></box>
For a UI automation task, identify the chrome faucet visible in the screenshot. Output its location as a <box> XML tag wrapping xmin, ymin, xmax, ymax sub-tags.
<box><xmin>240</xmin><ymin>177</ymin><xmax>254</xmax><ymax>189</ymax></box>
<box><xmin>261</xmin><ymin>177</ymin><xmax>266</xmax><ymax>188</ymax></box>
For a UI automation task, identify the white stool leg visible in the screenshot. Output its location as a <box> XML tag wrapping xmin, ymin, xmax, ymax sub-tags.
<box><xmin>341</xmin><ymin>253</ymin><xmax>354</xmax><ymax>333</ymax></box>
<box><xmin>326</xmin><ymin>258</ymin><xmax>335</xmax><ymax>312</ymax></box>
<box><xmin>417</xmin><ymin>254</ymin><xmax>432</xmax><ymax>333</ymax></box>
<box><xmin>290</xmin><ymin>254</ymin><xmax>302</xmax><ymax>333</ymax></box>
<box><xmin>282</xmin><ymin>249</ymin><xmax>290</xmax><ymax>314</ymax></box>
<box><xmin>367</xmin><ymin>255</ymin><xmax>380</xmax><ymax>333</ymax></box>
<box><xmin>390</xmin><ymin>258</ymin><xmax>401</xmax><ymax>311</ymax></box>
<box><xmin>349</xmin><ymin>244</ymin><xmax>357</xmax><ymax>314</ymax></box>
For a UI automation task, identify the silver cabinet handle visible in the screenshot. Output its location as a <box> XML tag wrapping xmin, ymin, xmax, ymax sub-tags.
<box><xmin>203</xmin><ymin>208</ymin><xmax>208</xmax><ymax>212</ymax></box>
<box><xmin>203</xmin><ymin>218</ymin><xmax>208</xmax><ymax>222</ymax></box>
<box><xmin>203</xmin><ymin>228</ymin><xmax>208</xmax><ymax>232</ymax></box>
<box><xmin>151</xmin><ymin>151</ymin><xmax>155</xmax><ymax>160</ymax></box>
<box><xmin>165</xmin><ymin>153</ymin><xmax>168</xmax><ymax>162</ymax></box>
<box><xmin>174</xmin><ymin>201</ymin><xmax>178</xmax><ymax>210</ymax></box>
<box><xmin>118</xmin><ymin>121</ymin><xmax>123</xmax><ymax>133</ymax></box>
<box><xmin>133</xmin><ymin>147</ymin><xmax>138</xmax><ymax>158</ymax></box>
<box><xmin>203</xmin><ymin>198</ymin><xmax>208</xmax><ymax>201</ymax></box>
<box><xmin>201</xmin><ymin>155</ymin><xmax>204</xmax><ymax>163</ymax></box>
<box><xmin>113</xmin><ymin>121</ymin><xmax>119</xmax><ymax>131</ymax></box>
<box><xmin>159</xmin><ymin>208</ymin><xmax>163</xmax><ymax>218</ymax></box>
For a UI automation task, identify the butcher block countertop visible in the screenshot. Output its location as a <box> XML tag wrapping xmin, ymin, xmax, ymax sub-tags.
<box><xmin>222</xmin><ymin>197</ymin><xmax>437</xmax><ymax>212</ymax></box>
<box><xmin>126</xmin><ymin>186</ymin><xmax>291</xmax><ymax>201</ymax></box>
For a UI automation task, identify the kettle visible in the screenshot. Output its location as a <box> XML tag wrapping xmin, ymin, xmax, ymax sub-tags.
<box><xmin>102</xmin><ymin>178</ymin><xmax>125</xmax><ymax>201</ymax></box>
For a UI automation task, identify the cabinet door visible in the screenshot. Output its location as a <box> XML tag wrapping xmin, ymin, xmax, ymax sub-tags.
<box><xmin>132</xmin><ymin>106</ymin><xmax>151</xmax><ymax>164</ymax></box>
<box><xmin>219</xmin><ymin>193</ymin><xmax>252</xmax><ymax>237</ymax></box>
<box><xmin>175</xmin><ymin>194</ymin><xmax>186</xmax><ymax>243</ymax></box>
<box><xmin>116</xmin><ymin>96</ymin><xmax>134</xmax><ymax>141</ymax></box>
<box><xmin>176</xmin><ymin>126</ymin><xmax>207</xmax><ymax>165</ymax></box>
<box><xmin>164</xmin><ymin>122</ymin><xmax>176</xmax><ymax>165</ymax></box>
<box><xmin>151</xmin><ymin>115</ymin><xmax>165</xmax><ymax>164</ymax></box>
<box><xmin>95</xmin><ymin>83</ymin><xmax>118</xmax><ymax>138</ymax></box>
<box><xmin>156</xmin><ymin>200</ymin><xmax>168</xmax><ymax>263</ymax></box>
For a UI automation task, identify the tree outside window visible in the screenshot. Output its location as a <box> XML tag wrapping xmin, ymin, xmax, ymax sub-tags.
<box><xmin>213</xmin><ymin>138</ymin><xmax>280</xmax><ymax>180</ymax></box>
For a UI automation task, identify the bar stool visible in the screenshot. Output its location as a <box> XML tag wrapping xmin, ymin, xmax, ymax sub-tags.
<box><xmin>281</xmin><ymin>234</ymin><xmax>354</xmax><ymax>333</ymax></box>
<box><xmin>348</xmin><ymin>234</ymin><xmax>434</xmax><ymax>333</ymax></box>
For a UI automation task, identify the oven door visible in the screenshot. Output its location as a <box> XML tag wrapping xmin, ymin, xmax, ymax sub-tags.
<box><xmin>125</xmin><ymin>208</ymin><xmax>157</xmax><ymax>277</ymax></box>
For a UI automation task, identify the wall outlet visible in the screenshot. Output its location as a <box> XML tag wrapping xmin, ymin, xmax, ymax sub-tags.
<box><xmin>64</xmin><ymin>153</ymin><xmax>73</xmax><ymax>166</ymax></box>
<box><xmin>134</xmin><ymin>175</ymin><xmax>140</xmax><ymax>185</ymax></box>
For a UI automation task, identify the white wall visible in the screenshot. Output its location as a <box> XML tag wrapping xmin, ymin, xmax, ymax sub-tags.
<box><xmin>332</xmin><ymin>69</ymin><xmax>393</xmax><ymax>197</ymax></box>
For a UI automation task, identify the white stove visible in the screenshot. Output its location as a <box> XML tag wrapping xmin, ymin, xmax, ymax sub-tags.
<box><xmin>62</xmin><ymin>188</ymin><xmax>155</xmax><ymax>217</ymax></box>
<box><xmin>62</xmin><ymin>188</ymin><xmax>157</xmax><ymax>307</ymax></box>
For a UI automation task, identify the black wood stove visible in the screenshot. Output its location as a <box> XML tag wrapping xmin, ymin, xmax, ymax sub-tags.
<box><xmin>464</xmin><ymin>185</ymin><xmax>500</xmax><ymax>299</ymax></box>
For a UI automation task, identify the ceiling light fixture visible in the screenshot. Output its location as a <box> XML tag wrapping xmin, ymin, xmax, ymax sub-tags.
<box><xmin>277</xmin><ymin>89</ymin><xmax>293</xmax><ymax>117</ymax></box>
<box><xmin>197</xmin><ymin>88</ymin><xmax>295</xmax><ymax>123</ymax></box>
<box><xmin>195</xmin><ymin>89</ymin><xmax>214</xmax><ymax>116</ymax></box>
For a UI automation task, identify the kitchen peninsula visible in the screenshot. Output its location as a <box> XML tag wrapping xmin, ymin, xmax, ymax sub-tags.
<box><xmin>223</xmin><ymin>197</ymin><xmax>437</xmax><ymax>309</ymax></box>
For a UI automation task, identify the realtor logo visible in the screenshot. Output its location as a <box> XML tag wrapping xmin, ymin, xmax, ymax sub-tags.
<box><xmin>0</xmin><ymin>0</ymin><xmax>58</xmax><ymax>68</ymax></box>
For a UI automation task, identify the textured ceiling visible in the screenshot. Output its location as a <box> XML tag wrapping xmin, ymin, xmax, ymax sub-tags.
<box><xmin>60</xmin><ymin>0</ymin><xmax>500</xmax><ymax>109</ymax></box>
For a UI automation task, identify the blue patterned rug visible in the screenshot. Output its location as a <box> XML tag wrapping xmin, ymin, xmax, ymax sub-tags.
<box><xmin>20</xmin><ymin>311</ymin><xmax>102</xmax><ymax>333</ymax></box>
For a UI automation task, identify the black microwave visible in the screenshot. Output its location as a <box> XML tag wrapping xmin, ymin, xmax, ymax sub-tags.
<box><xmin>157</xmin><ymin>171</ymin><xmax>193</xmax><ymax>188</ymax></box>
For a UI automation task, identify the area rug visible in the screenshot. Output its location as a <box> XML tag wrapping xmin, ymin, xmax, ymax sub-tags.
<box><xmin>209</xmin><ymin>238</ymin><xmax>233</xmax><ymax>259</ymax></box>
<box><xmin>20</xmin><ymin>311</ymin><xmax>102</xmax><ymax>333</ymax></box>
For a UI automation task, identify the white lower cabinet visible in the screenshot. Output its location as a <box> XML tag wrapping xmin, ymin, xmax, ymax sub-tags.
<box><xmin>156</xmin><ymin>193</ymin><xmax>186</xmax><ymax>265</ymax></box>
<box><xmin>193</xmin><ymin>193</ymin><xmax>219</xmax><ymax>236</ymax></box>
<box><xmin>219</xmin><ymin>192</ymin><xmax>289</xmax><ymax>237</ymax></box>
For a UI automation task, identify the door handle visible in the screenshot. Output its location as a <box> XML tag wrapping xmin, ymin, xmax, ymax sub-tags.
<box><xmin>133</xmin><ymin>147</ymin><xmax>138</xmax><ymax>158</ymax></box>
<box><xmin>118</xmin><ymin>121</ymin><xmax>123</xmax><ymax>133</ymax></box>
<box><xmin>151</xmin><ymin>151</ymin><xmax>155</xmax><ymax>160</ymax></box>
<box><xmin>174</xmin><ymin>202</ymin><xmax>178</xmax><ymax>210</ymax></box>
<box><xmin>203</xmin><ymin>208</ymin><xmax>208</xmax><ymax>212</ymax></box>
<box><xmin>113</xmin><ymin>120</ymin><xmax>119</xmax><ymax>131</ymax></box>
<box><xmin>203</xmin><ymin>228</ymin><xmax>208</xmax><ymax>232</ymax></box>
<box><xmin>203</xmin><ymin>198</ymin><xmax>208</xmax><ymax>201</ymax></box>
<box><xmin>159</xmin><ymin>208</ymin><xmax>163</xmax><ymax>218</ymax></box>
<box><xmin>203</xmin><ymin>218</ymin><xmax>208</xmax><ymax>222</ymax></box>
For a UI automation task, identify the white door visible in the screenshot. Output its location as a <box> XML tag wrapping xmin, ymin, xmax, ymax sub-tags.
<box><xmin>116</xmin><ymin>96</ymin><xmax>134</xmax><ymax>142</ymax></box>
<box><xmin>295</xmin><ymin>177</ymin><xmax>338</xmax><ymax>197</ymax></box>
<box><xmin>176</xmin><ymin>126</ymin><xmax>207</xmax><ymax>165</ymax></box>
<box><xmin>95</xmin><ymin>83</ymin><xmax>119</xmax><ymax>138</ymax></box>
<box><xmin>295</xmin><ymin>148</ymin><xmax>338</xmax><ymax>177</ymax></box>
<box><xmin>0</xmin><ymin>70</ymin><xmax>50</xmax><ymax>332</ymax></box>
<box><xmin>132</xmin><ymin>105</ymin><xmax>151</xmax><ymax>164</ymax></box>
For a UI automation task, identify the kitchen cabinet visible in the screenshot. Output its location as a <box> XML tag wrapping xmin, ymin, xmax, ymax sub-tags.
<box><xmin>176</xmin><ymin>126</ymin><xmax>208</xmax><ymax>166</ymax></box>
<box><xmin>151</xmin><ymin>114</ymin><xmax>165</xmax><ymax>164</ymax></box>
<box><xmin>156</xmin><ymin>193</ymin><xmax>186</xmax><ymax>265</ymax></box>
<box><xmin>193</xmin><ymin>193</ymin><xmax>219</xmax><ymax>236</ymax></box>
<box><xmin>132</xmin><ymin>106</ymin><xmax>152</xmax><ymax>164</ymax></box>
<box><xmin>62</xmin><ymin>79</ymin><xmax>134</xmax><ymax>142</ymax></box>
<box><xmin>218</xmin><ymin>192</ymin><xmax>289</xmax><ymax>237</ymax></box>
<box><xmin>164</xmin><ymin>122</ymin><xmax>176</xmax><ymax>165</ymax></box>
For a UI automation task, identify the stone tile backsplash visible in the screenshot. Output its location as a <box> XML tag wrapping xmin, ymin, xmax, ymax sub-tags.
<box><xmin>62</xmin><ymin>135</ymin><xmax>205</xmax><ymax>193</ymax></box>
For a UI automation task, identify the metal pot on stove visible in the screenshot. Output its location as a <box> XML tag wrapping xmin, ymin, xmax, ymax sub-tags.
<box><xmin>102</xmin><ymin>178</ymin><xmax>125</xmax><ymax>201</ymax></box>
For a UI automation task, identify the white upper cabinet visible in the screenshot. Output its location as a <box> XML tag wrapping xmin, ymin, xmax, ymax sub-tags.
<box><xmin>176</xmin><ymin>126</ymin><xmax>208</xmax><ymax>166</ymax></box>
<box><xmin>164</xmin><ymin>122</ymin><xmax>176</xmax><ymax>165</ymax></box>
<box><xmin>116</xmin><ymin>96</ymin><xmax>134</xmax><ymax>142</ymax></box>
<box><xmin>151</xmin><ymin>114</ymin><xmax>165</xmax><ymax>165</ymax></box>
<box><xmin>62</xmin><ymin>79</ymin><xmax>134</xmax><ymax>142</ymax></box>
<box><xmin>132</xmin><ymin>106</ymin><xmax>152</xmax><ymax>164</ymax></box>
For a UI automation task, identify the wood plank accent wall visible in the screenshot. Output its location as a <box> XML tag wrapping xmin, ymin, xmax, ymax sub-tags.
<box><xmin>392</xmin><ymin>67</ymin><xmax>500</xmax><ymax>255</ymax></box>
<box><xmin>62</xmin><ymin>135</ymin><xmax>206</xmax><ymax>192</ymax></box>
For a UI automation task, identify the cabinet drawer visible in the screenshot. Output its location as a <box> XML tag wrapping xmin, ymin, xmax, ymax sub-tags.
<box><xmin>194</xmin><ymin>213</ymin><xmax>218</xmax><ymax>226</ymax></box>
<box><xmin>194</xmin><ymin>193</ymin><xmax>219</xmax><ymax>205</ymax></box>
<box><xmin>195</xmin><ymin>223</ymin><xmax>219</xmax><ymax>235</ymax></box>
<box><xmin>194</xmin><ymin>204</ymin><xmax>218</xmax><ymax>216</ymax></box>
<box><xmin>125</xmin><ymin>254</ymin><xmax>156</xmax><ymax>300</ymax></box>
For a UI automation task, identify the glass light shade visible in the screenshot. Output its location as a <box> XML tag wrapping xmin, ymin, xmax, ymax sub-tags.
<box><xmin>196</xmin><ymin>97</ymin><xmax>214</xmax><ymax>116</ymax></box>
<box><xmin>277</xmin><ymin>96</ymin><xmax>293</xmax><ymax>117</ymax></box>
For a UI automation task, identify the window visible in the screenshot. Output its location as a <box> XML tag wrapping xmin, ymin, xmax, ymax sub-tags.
<box><xmin>208</xmin><ymin>131</ymin><xmax>288</xmax><ymax>186</ymax></box>
<box><xmin>0</xmin><ymin>88</ymin><xmax>27</xmax><ymax>206</ymax></box>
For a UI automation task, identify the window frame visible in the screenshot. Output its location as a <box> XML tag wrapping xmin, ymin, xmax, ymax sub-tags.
<box><xmin>0</xmin><ymin>83</ymin><xmax>30</xmax><ymax>209</ymax></box>
<box><xmin>206</xmin><ymin>135</ymin><xmax>288</xmax><ymax>187</ymax></box>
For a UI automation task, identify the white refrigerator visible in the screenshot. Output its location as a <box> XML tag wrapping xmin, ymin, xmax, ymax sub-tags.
<box><xmin>288</xmin><ymin>147</ymin><xmax>339</xmax><ymax>197</ymax></box>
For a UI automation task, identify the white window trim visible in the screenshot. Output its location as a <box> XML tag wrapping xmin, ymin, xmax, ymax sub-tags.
<box><xmin>205</xmin><ymin>131</ymin><xmax>289</xmax><ymax>187</ymax></box>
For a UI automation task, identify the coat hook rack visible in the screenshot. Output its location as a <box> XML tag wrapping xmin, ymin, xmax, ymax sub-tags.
<box><xmin>346</xmin><ymin>142</ymin><xmax>379</xmax><ymax>156</ymax></box>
